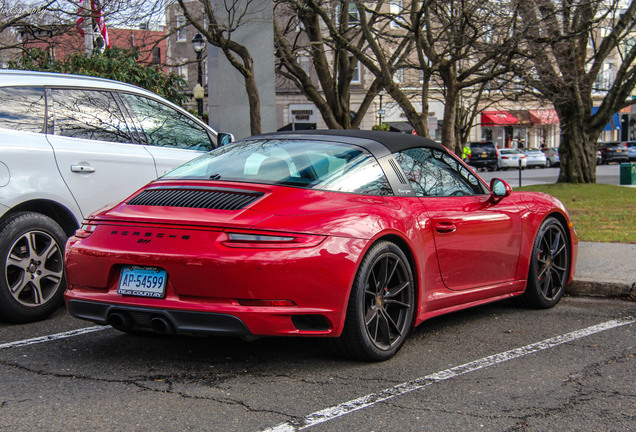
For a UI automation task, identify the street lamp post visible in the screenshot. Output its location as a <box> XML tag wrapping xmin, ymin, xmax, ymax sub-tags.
<box><xmin>378</xmin><ymin>90</ymin><xmax>385</xmax><ymax>128</ymax></box>
<box><xmin>191</xmin><ymin>33</ymin><xmax>205</xmax><ymax>118</ymax></box>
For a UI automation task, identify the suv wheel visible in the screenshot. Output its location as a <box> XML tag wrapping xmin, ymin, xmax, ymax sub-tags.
<box><xmin>0</xmin><ymin>212</ymin><xmax>67</xmax><ymax>323</ymax></box>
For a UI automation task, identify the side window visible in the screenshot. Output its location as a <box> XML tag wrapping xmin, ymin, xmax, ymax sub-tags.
<box><xmin>394</xmin><ymin>147</ymin><xmax>484</xmax><ymax>197</ymax></box>
<box><xmin>0</xmin><ymin>87</ymin><xmax>46</xmax><ymax>133</ymax></box>
<box><xmin>50</xmin><ymin>88</ymin><xmax>134</xmax><ymax>143</ymax></box>
<box><xmin>315</xmin><ymin>156</ymin><xmax>392</xmax><ymax>196</ymax></box>
<box><xmin>120</xmin><ymin>94</ymin><xmax>214</xmax><ymax>151</ymax></box>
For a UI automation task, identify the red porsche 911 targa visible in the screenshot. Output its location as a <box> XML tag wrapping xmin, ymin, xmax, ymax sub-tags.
<box><xmin>65</xmin><ymin>131</ymin><xmax>577</xmax><ymax>361</ymax></box>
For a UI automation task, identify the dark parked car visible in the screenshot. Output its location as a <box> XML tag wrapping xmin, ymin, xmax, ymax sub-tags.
<box><xmin>626</xmin><ymin>141</ymin><xmax>636</xmax><ymax>161</ymax></box>
<box><xmin>597</xmin><ymin>142</ymin><xmax>629</xmax><ymax>164</ymax></box>
<box><xmin>467</xmin><ymin>141</ymin><xmax>498</xmax><ymax>171</ymax></box>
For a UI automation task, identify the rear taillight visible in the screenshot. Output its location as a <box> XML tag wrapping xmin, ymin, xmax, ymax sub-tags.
<box><xmin>222</xmin><ymin>231</ymin><xmax>325</xmax><ymax>249</ymax></box>
<box><xmin>75</xmin><ymin>221</ymin><xmax>98</xmax><ymax>238</ymax></box>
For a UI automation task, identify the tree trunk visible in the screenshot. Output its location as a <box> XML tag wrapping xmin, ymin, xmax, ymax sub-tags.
<box><xmin>244</xmin><ymin>71</ymin><xmax>262</xmax><ymax>136</ymax></box>
<box><xmin>555</xmin><ymin>105</ymin><xmax>599</xmax><ymax>183</ymax></box>
<box><xmin>440</xmin><ymin>77</ymin><xmax>460</xmax><ymax>155</ymax></box>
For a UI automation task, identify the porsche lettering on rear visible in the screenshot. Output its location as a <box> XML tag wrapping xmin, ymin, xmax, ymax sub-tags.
<box><xmin>110</xmin><ymin>230</ymin><xmax>191</xmax><ymax>240</ymax></box>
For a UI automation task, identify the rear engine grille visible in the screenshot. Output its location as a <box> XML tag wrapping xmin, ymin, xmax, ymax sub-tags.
<box><xmin>127</xmin><ymin>187</ymin><xmax>263</xmax><ymax>210</ymax></box>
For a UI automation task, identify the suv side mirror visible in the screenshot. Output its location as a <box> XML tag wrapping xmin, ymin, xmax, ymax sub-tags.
<box><xmin>217</xmin><ymin>132</ymin><xmax>234</xmax><ymax>146</ymax></box>
<box><xmin>490</xmin><ymin>178</ymin><xmax>512</xmax><ymax>201</ymax></box>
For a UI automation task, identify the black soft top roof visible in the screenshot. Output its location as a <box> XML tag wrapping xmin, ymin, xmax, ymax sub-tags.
<box><xmin>249</xmin><ymin>129</ymin><xmax>446</xmax><ymax>156</ymax></box>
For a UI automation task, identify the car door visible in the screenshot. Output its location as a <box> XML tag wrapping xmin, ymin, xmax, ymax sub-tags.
<box><xmin>118</xmin><ymin>93</ymin><xmax>215</xmax><ymax>176</ymax></box>
<box><xmin>394</xmin><ymin>147</ymin><xmax>523</xmax><ymax>291</ymax></box>
<box><xmin>45</xmin><ymin>88</ymin><xmax>158</xmax><ymax>217</ymax></box>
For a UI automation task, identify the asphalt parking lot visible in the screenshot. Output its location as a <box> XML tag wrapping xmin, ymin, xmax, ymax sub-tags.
<box><xmin>1</xmin><ymin>296</ymin><xmax>634</xmax><ymax>431</ymax></box>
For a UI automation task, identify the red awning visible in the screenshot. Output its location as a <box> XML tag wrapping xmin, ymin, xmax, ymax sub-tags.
<box><xmin>529</xmin><ymin>109</ymin><xmax>559</xmax><ymax>124</ymax></box>
<box><xmin>481</xmin><ymin>111</ymin><xmax>519</xmax><ymax>126</ymax></box>
<box><xmin>509</xmin><ymin>110</ymin><xmax>534</xmax><ymax>127</ymax></box>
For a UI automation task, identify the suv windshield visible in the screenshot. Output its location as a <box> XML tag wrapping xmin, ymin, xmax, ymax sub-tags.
<box><xmin>162</xmin><ymin>139</ymin><xmax>392</xmax><ymax>195</ymax></box>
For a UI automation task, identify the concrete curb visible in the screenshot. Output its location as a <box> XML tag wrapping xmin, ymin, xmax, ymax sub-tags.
<box><xmin>567</xmin><ymin>242</ymin><xmax>636</xmax><ymax>300</ymax></box>
<box><xmin>566</xmin><ymin>280</ymin><xmax>636</xmax><ymax>299</ymax></box>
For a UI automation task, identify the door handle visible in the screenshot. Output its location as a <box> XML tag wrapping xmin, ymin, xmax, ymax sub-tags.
<box><xmin>70</xmin><ymin>165</ymin><xmax>95</xmax><ymax>173</ymax></box>
<box><xmin>435</xmin><ymin>222</ymin><xmax>457</xmax><ymax>234</ymax></box>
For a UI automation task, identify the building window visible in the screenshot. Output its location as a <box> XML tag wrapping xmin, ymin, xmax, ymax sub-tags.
<box><xmin>177</xmin><ymin>60</ymin><xmax>188</xmax><ymax>81</ymax></box>
<box><xmin>390</xmin><ymin>1</ymin><xmax>403</xmax><ymax>29</ymax></box>
<box><xmin>47</xmin><ymin>46</ymin><xmax>56</xmax><ymax>62</ymax></box>
<box><xmin>152</xmin><ymin>46</ymin><xmax>161</xmax><ymax>64</ymax></box>
<box><xmin>348</xmin><ymin>3</ymin><xmax>360</xmax><ymax>24</ymax></box>
<box><xmin>335</xmin><ymin>2</ymin><xmax>360</xmax><ymax>26</ymax></box>
<box><xmin>351</xmin><ymin>59</ymin><xmax>361</xmax><ymax>83</ymax></box>
<box><xmin>299</xmin><ymin>55</ymin><xmax>311</xmax><ymax>75</ymax></box>
<box><xmin>483</xmin><ymin>26</ymin><xmax>493</xmax><ymax>43</ymax></box>
<box><xmin>393</xmin><ymin>68</ymin><xmax>404</xmax><ymax>83</ymax></box>
<box><xmin>594</xmin><ymin>61</ymin><xmax>616</xmax><ymax>93</ymax></box>
<box><xmin>176</xmin><ymin>15</ymin><xmax>186</xmax><ymax>42</ymax></box>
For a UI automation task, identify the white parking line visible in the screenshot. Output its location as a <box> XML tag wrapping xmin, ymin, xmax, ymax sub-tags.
<box><xmin>0</xmin><ymin>326</ymin><xmax>107</xmax><ymax>350</ymax></box>
<box><xmin>262</xmin><ymin>316</ymin><xmax>635</xmax><ymax>432</ymax></box>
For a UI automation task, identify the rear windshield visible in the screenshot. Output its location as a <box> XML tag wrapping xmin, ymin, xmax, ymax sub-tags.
<box><xmin>162</xmin><ymin>139</ymin><xmax>392</xmax><ymax>195</ymax></box>
<box><xmin>470</xmin><ymin>142</ymin><xmax>495</xmax><ymax>150</ymax></box>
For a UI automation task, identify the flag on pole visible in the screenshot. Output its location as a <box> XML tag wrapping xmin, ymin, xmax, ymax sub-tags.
<box><xmin>92</xmin><ymin>0</ymin><xmax>110</xmax><ymax>48</ymax></box>
<box><xmin>76</xmin><ymin>0</ymin><xmax>111</xmax><ymax>49</ymax></box>
<box><xmin>76</xmin><ymin>0</ymin><xmax>86</xmax><ymax>37</ymax></box>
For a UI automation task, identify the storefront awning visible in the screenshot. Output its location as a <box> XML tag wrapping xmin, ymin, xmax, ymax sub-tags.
<box><xmin>509</xmin><ymin>110</ymin><xmax>534</xmax><ymax>126</ymax></box>
<box><xmin>591</xmin><ymin>107</ymin><xmax>621</xmax><ymax>131</ymax></box>
<box><xmin>481</xmin><ymin>111</ymin><xmax>519</xmax><ymax>126</ymax></box>
<box><xmin>529</xmin><ymin>109</ymin><xmax>560</xmax><ymax>125</ymax></box>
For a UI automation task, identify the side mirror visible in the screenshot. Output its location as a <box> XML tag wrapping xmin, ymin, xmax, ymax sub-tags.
<box><xmin>490</xmin><ymin>178</ymin><xmax>512</xmax><ymax>201</ymax></box>
<box><xmin>217</xmin><ymin>132</ymin><xmax>234</xmax><ymax>146</ymax></box>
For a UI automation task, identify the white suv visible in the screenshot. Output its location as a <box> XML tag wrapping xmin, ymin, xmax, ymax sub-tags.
<box><xmin>0</xmin><ymin>70</ymin><xmax>222</xmax><ymax>323</ymax></box>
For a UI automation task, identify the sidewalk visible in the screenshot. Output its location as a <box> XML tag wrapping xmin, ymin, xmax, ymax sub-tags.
<box><xmin>566</xmin><ymin>242</ymin><xmax>636</xmax><ymax>299</ymax></box>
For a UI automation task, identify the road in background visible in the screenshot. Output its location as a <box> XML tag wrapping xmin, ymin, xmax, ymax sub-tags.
<box><xmin>477</xmin><ymin>163</ymin><xmax>623</xmax><ymax>187</ymax></box>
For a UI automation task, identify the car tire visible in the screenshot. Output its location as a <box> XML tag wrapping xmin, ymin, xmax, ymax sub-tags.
<box><xmin>487</xmin><ymin>165</ymin><xmax>496</xmax><ymax>172</ymax></box>
<box><xmin>0</xmin><ymin>212</ymin><xmax>67</xmax><ymax>323</ymax></box>
<box><xmin>546</xmin><ymin>159</ymin><xmax>552</xmax><ymax>168</ymax></box>
<box><xmin>330</xmin><ymin>241</ymin><xmax>414</xmax><ymax>361</ymax></box>
<box><xmin>521</xmin><ymin>217</ymin><xmax>570</xmax><ymax>309</ymax></box>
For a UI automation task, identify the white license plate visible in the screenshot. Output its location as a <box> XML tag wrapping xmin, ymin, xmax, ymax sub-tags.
<box><xmin>118</xmin><ymin>267</ymin><xmax>167</xmax><ymax>298</ymax></box>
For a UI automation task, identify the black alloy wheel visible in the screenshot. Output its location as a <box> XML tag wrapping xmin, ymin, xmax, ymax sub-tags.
<box><xmin>0</xmin><ymin>212</ymin><xmax>67</xmax><ymax>323</ymax></box>
<box><xmin>332</xmin><ymin>241</ymin><xmax>414</xmax><ymax>361</ymax></box>
<box><xmin>522</xmin><ymin>217</ymin><xmax>570</xmax><ymax>308</ymax></box>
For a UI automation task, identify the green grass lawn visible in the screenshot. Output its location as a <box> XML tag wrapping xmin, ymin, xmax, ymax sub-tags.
<box><xmin>516</xmin><ymin>184</ymin><xmax>636</xmax><ymax>244</ymax></box>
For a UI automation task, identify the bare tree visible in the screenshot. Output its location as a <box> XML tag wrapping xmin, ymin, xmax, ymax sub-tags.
<box><xmin>513</xmin><ymin>0</ymin><xmax>636</xmax><ymax>183</ymax></box>
<box><xmin>405</xmin><ymin>0</ymin><xmax>521</xmax><ymax>153</ymax></box>
<box><xmin>274</xmin><ymin>0</ymin><xmax>383</xmax><ymax>129</ymax></box>
<box><xmin>302</xmin><ymin>1</ymin><xmax>520</xmax><ymax>154</ymax></box>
